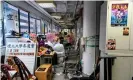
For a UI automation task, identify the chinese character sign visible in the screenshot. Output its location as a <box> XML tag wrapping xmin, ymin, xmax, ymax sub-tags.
<box><xmin>6</xmin><ymin>43</ymin><xmax>35</xmax><ymax>56</ymax></box>
<box><xmin>111</xmin><ymin>4</ymin><xmax>128</xmax><ymax>27</ymax></box>
<box><xmin>5</xmin><ymin>42</ymin><xmax>36</xmax><ymax>74</ymax></box>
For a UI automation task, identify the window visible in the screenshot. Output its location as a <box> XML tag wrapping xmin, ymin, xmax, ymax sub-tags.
<box><xmin>36</xmin><ymin>19</ymin><xmax>41</xmax><ymax>34</ymax></box>
<box><xmin>3</xmin><ymin>2</ymin><xmax>19</xmax><ymax>37</ymax></box>
<box><xmin>43</xmin><ymin>21</ymin><xmax>48</xmax><ymax>34</ymax></box>
<box><xmin>44</xmin><ymin>23</ymin><xmax>46</xmax><ymax>34</ymax></box>
<box><xmin>41</xmin><ymin>20</ymin><xmax>46</xmax><ymax>34</ymax></box>
<box><xmin>30</xmin><ymin>17</ymin><xmax>36</xmax><ymax>33</ymax></box>
<box><xmin>20</xmin><ymin>9</ymin><xmax>29</xmax><ymax>33</ymax></box>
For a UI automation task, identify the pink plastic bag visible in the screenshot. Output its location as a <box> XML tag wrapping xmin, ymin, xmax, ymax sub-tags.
<box><xmin>46</xmin><ymin>33</ymin><xmax>55</xmax><ymax>42</ymax></box>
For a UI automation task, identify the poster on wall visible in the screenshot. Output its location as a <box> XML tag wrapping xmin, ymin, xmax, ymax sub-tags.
<box><xmin>107</xmin><ymin>39</ymin><xmax>116</xmax><ymax>50</ymax></box>
<box><xmin>5</xmin><ymin>42</ymin><xmax>36</xmax><ymax>74</ymax></box>
<box><xmin>111</xmin><ymin>3</ymin><xmax>128</xmax><ymax>27</ymax></box>
<box><xmin>123</xmin><ymin>27</ymin><xmax>129</xmax><ymax>36</ymax></box>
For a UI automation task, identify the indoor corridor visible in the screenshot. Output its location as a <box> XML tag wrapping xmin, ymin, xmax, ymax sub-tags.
<box><xmin>0</xmin><ymin>0</ymin><xmax>133</xmax><ymax>80</ymax></box>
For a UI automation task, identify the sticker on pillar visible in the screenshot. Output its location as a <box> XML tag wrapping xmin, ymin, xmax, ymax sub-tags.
<box><xmin>107</xmin><ymin>39</ymin><xmax>116</xmax><ymax>50</ymax></box>
<box><xmin>111</xmin><ymin>4</ymin><xmax>128</xmax><ymax>27</ymax></box>
<box><xmin>123</xmin><ymin>27</ymin><xmax>129</xmax><ymax>36</ymax></box>
<box><xmin>86</xmin><ymin>35</ymin><xmax>99</xmax><ymax>47</ymax></box>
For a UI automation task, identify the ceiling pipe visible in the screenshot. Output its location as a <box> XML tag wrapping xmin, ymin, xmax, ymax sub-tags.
<box><xmin>64</xmin><ymin>1</ymin><xmax>68</xmax><ymax>21</ymax></box>
<box><xmin>25</xmin><ymin>1</ymin><xmax>62</xmax><ymax>27</ymax></box>
<box><xmin>73</xmin><ymin>1</ymin><xmax>79</xmax><ymax>18</ymax></box>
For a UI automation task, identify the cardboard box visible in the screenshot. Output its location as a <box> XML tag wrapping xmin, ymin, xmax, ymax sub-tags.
<box><xmin>35</xmin><ymin>64</ymin><xmax>52</xmax><ymax>80</ymax></box>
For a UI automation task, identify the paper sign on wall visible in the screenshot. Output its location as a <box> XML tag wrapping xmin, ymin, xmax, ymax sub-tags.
<box><xmin>86</xmin><ymin>35</ymin><xmax>99</xmax><ymax>47</ymax></box>
<box><xmin>107</xmin><ymin>39</ymin><xmax>116</xmax><ymax>50</ymax></box>
<box><xmin>123</xmin><ymin>27</ymin><xmax>129</xmax><ymax>36</ymax></box>
<box><xmin>5</xmin><ymin>42</ymin><xmax>36</xmax><ymax>74</ymax></box>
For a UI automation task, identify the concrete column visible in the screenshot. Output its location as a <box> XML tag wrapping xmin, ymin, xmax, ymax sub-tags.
<box><xmin>82</xmin><ymin>1</ymin><xmax>96</xmax><ymax>75</ymax></box>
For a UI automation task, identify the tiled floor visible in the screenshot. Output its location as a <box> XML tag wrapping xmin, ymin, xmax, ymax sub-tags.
<box><xmin>53</xmin><ymin>67</ymin><xmax>69</xmax><ymax>80</ymax></box>
<box><xmin>53</xmin><ymin>50</ymin><xmax>80</xmax><ymax>80</ymax></box>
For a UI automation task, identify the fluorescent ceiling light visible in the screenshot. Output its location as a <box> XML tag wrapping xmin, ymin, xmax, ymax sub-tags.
<box><xmin>52</xmin><ymin>16</ymin><xmax>61</xmax><ymax>19</ymax></box>
<box><xmin>57</xmin><ymin>20</ymin><xmax>64</xmax><ymax>22</ymax></box>
<box><xmin>38</xmin><ymin>3</ymin><xmax>55</xmax><ymax>8</ymax></box>
<box><xmin>20</xmin><ymin>22</ymin><xmax>28</xmax><ymax>26</ymax></box>
<box><xmin>66</xmin><ymin>22</ymin><xmax>74</xmax><ymax>25</ymax></box>
<box><xmin>60</xmin><ymin>23</ymin><xmax>65</xmax><ymax>24</ymax></box>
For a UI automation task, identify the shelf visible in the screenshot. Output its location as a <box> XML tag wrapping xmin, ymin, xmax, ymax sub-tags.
<box><xmin>6</xmin><ymin>36</ymin><xmax>21</xmax><ymax>38</ymax></box>
<box><xmin>101</xmin><ymin>50</ymin><xmax>133</xmax><ymax>57</ymax></box>
<box><xmin>107</xmin><ymin>53</ymin><xmax>133</xmax><ymax>57</ymax></box>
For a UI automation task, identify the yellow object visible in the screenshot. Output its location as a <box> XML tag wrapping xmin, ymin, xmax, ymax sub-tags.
<box><xmin>35</xmin><ymin>64</ymin><xmax>52</xmax><ymax>80</ymax></box>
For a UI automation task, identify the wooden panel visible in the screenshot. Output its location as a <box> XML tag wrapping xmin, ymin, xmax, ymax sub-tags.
<box><xmin>35</xmin><ymin>64</ymin><xmax>52</xmax><ymax>80</ymax></box>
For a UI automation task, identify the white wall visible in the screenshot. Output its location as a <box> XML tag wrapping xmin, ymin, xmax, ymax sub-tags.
<box><xmin>99</xmin><ymin>2</ymin><xmax>107</xmax><ymax>80</ymax></box>
<box><xmin>106</xmin><ymin>1</ymin><xmax>132</xmax><ymax>50</ymax></box>
<box><xmin>100</xmin><ymin>1</ymin><xmax>133</xmax><ymax>80</ymax></box>
<box><xmin>100</xmin><ymin>2</ymin><xmax>107</xmax><ymax>52</ymax></box>
<box><xmin>112</xmin><ymin>57</ymin><xmax>133</xmax><ymax>80</ymax></box>
<box><xmin>106</xmin><ymin>1</ymin><xmax>133</xmax><ymax>80</ymax></box>
<box><xmin>130</xmin><ymin>2</ymin><xmax>133</xmax><ymax>50</ymax></box>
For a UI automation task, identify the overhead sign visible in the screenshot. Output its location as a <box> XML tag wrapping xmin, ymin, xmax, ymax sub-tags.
<box><xmin>5</xmin><ymin>42</ymin><xmax>36</xmax><ymax>74</ymax></box>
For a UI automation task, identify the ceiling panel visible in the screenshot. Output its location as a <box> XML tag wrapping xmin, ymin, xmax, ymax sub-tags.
<box><xmin>56</xmin><ymin>4</ymin><xmax>66</xmax><ymax>12</ymax></box>
<box><xmin>36</xmin><ymin>1</ymin><xmax>82</xmax><ymax>28</ymax></box>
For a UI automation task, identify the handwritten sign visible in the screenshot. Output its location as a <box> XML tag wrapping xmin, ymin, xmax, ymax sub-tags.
<box><xmin>5</xmin><ymin>42</ymin><xmax>36</xmax><ymax>74</ymax></box>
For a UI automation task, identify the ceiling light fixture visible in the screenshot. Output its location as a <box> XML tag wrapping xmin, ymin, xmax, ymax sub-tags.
<box><xmin>60</xmin><ymin>23</ymin><xmax>65</xmax><ymax>24</ymax></box>
<box><xmin>38</xmin><ymin>3</ymin><xmax>55</xmax><ymax>8</ymax></box>
<box><xmin>52</xmin><ymin>16</ymin><xmax>61</xmax><ymax>19</ymax></box>
<box><xmin>57</xmin><ymin>20</ymin><xmax>64</xmax><ymax>22</ymax></box>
